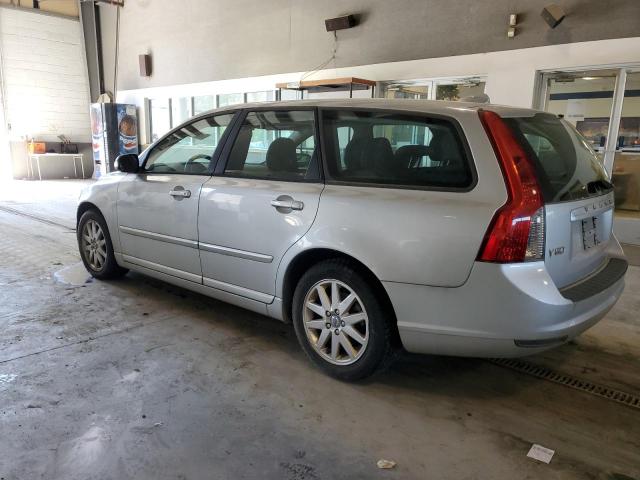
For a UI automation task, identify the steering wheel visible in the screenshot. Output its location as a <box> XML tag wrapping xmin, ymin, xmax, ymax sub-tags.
<box><xmin>184</xmin><ymin>154</ymin><xmax>211</xmax><ymax>173</ymax></box>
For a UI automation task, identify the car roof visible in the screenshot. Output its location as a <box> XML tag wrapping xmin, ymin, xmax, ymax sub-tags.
<box><xmin>195</xmin><ymin>98</ymin><xmax>541</xmax><ymax>120</ymax></box>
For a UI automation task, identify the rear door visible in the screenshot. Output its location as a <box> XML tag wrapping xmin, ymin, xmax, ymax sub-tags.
<box><xmin>504</xmin><ymin>113</ymin><xmax>615</xmax><ymax>288</ymax></box>
<box><xmin>317</xmin><ymin>107</ymin><xmax>494</xmax><ymax>288</ymax></box>
<box><xmin>117</xmin><ymin>112</ymin><xmax>235</xmax><ymax>282</ymax></box>
<box><xmin>198</xmin><ymin>108</ymin><xmax>323</xmax><ymax>301</ymax></box>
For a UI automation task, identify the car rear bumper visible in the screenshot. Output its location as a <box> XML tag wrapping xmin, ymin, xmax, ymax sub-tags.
<box><xmin>385</xmin><ymin>251</ymin><xmax>627</xmax><ymax>357</ymax></box>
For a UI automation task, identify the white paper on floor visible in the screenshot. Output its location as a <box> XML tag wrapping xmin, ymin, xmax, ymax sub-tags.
<box><xmin>527</xmin><ymin>444</ymin><xmax>555</xmax><ymax>464</ymax></box>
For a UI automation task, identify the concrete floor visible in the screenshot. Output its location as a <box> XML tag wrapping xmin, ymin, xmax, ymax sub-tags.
<box><xmin>1</xmin><ymin>180</ymin><xmax>639</xmax><ymax>480</ymax></box>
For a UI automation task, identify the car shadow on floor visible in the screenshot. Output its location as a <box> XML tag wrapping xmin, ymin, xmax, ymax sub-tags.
<box><xmin>104</xmin><ymin>270</ymin><xmax>546</xmax><ymax>400</ymax></box>
<box><xmin>102</xmin><ymin>265</ymin><xmax>640</xmax><ymax>407</ymax></box>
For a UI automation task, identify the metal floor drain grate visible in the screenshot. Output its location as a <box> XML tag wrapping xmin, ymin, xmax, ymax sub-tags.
<box><xmin>490</xmin><ymin>358</ymin><xmax>640</xmax><ymax>410</ymax></box>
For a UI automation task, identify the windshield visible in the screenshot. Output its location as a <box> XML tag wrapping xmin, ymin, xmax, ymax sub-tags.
<box><xmin>505</xmin><ymin>113</ymin><xmax>612</xmax><ymax>203</ymax></box>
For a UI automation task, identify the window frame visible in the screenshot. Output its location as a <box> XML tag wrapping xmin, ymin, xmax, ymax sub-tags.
<box><xmin>214</xmin><ymin>106</ymin><xmax>324</xmax><ymax>184</ymax></box>
<box><xmin>318</xmin><ymin>106</ymin><xmax>478</xmax><ymax>192</ymax></box>
<box><xmin>140</xmin><ymin>109</ymin><xmax>241</xmax><ymax>176</ymax></box>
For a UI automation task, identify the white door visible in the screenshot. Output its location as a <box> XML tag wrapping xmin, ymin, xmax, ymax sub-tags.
<box><xmin>198</xmin><ymin>109</ymin><xmax>323</xmax><ymax>301</ymax></box>
<box><xmin>117</xmin><ymin>112</ymin><xmax>235</xmax><ymax>282</ymax></box>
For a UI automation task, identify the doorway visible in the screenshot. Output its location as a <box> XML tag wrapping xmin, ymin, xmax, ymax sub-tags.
<box><xmin>537</xmin><ymin>67</ymin><xmax>640</xmax><ymax>246</ymax></box>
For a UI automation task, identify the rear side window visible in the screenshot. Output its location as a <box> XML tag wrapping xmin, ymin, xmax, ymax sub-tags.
<box><xmin>322</xmin><ymin>110</ymin><xmax>473</xmax><ymax>189</ymax></box>
<box><xmin>504</xmin><ymin>113</ymin><xmax>611</xmax><ymax>202</ymax></box>
<box><xmin>224</xmin><ymin>110</ymin><xmax>319</xmax><ymax>181</ymax></box>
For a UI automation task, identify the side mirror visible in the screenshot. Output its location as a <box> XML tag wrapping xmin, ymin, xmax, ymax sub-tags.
<box><xmin>116</xmin><ymin>153</ymin><xmax>139</xmax><ymax>173</ymax></box>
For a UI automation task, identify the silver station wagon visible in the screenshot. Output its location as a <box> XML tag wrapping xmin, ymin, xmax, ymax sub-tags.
<box><xmin>77</xmin><ymin>99</ymin><xmax>628</xmax><ymax>380</ymax></box>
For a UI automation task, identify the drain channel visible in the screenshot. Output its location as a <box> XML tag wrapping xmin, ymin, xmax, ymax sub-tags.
<box><xmin>490</xmin><ymin>358</ymin><xmax>640</xmax><ymax>410</ymax></box>
<box><xmin>0</xmin><ymin>205</ymin><xmax>75</xmax><ymax>231</ymax></box>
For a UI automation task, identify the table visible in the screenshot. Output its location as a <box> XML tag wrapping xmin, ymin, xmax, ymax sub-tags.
<box><xmin>27</xmin><ymin>154</ymin><xmax>85</xmax><ymax>180</ymax></box>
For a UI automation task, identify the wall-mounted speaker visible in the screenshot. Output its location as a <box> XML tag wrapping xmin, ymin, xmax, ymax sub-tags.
<box><xmin>541</xmin><ymin>4</ymin><xmax>566</xmax><ymax>28</ymax></box>
<box><xmin>139</xmin><ymin>54</ymin><xmax>152</xmax><ymax>77</ymax></box>
<box><xmin>325</xmin><ymin>15</ymin><xmax>357</xmax><ymax>32</ymax></box>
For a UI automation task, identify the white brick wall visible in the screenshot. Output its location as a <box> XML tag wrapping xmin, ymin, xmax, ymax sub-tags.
<box><xmin>0</xmin><ymin>7</ymin><xmax>90</xmax><ymax>142</ymax></box>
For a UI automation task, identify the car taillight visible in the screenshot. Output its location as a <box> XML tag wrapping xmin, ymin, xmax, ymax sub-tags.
<box><xmin>477</xmin><ymin>110</ymin><xmax>545</xmax><ymax>263</ymax></box>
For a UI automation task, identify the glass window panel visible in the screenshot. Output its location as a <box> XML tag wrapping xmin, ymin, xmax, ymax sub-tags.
<box><xmin>193</xmin><ymin>95</ymin><xmax>215</xmax><ymax>116</ymax></box>
<box><xmin>322</xmin><ymin>110</ymin><xmax>472</xmax><ymax>188</ymax></box>
<box><xmin>435</xmin><ymin>81</ymin><xmax>486</xmax><ymax>101</ymax></box>
<box><xmin>150</xmin><ymin>98</ymin><xmax>171</xmax><ymax>143</ymax></box>
<box><xmin>612</xmin><ymin>71</ymin><xmax>640</xmax><ymax>215</ymax></box>
<box><xmin>171</xmin><ymin>97</ymin><xmax>192</xmax><ymax>127</ymax></box>
<box><xmin>279</xmin><ymin>89</ymin><xmax>302</xmax><ymax>101</ymax></box>
<box><xmin>224</xmin><ymin>110</ymin><xmax>317</xmax><ymax>181</ymax></box>
<box><xmin>145</xmin><ymin>114</ymin><xmax>234</xmax><ymax>174</ymax></box>
<box><xmin>246</xmin><ymin>90</ymin><xmax>276</xmax><ymax>103</ymax></box>
<box><xmin>218</xmin><ymin>93</ymin><xmax>244</xmax><ymax>108</ymax></box>
<box><xmin>384</xmin><ymin>84</ymin><xmax>430</xmax><ymax>99</ymax></box>
<box><xmin>619</xmin><ymin>72</ymin><xmax>640</xmax><ymax>151</ymax></box>
<box><xmin>544</xmin><ymin>74</ymin><xmax>616</xmax><ymax>153</ymax></box>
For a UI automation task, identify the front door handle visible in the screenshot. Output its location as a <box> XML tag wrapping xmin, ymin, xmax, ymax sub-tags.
<box><xmin>271</xmin><ymin>195</ymin><xmax>304</xmax><ymax>212</ymax></box>
<box><xmin>169</xmin><ymin>187</ymin><xmax>191</xmax><ymax>199</ymax></box>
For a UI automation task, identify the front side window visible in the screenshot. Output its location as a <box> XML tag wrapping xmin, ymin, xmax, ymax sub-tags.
<box><xmin>322</xmin><ymin>110</ymin><xmax>473</xmax><ymax>189</ymax></box>
<box><xmin>224</xmin><ymin>110</ymin><xmax>318</xmax><ymax>181</ymax></box>
<box><xmin>145</xmin><ymin>113</ymin><xmax>234</xmax><ymax>175</ymax></box>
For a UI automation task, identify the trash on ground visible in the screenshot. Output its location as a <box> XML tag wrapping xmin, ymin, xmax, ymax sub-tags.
<box><xmin>527</xmin><ymin>444</ymin><xmax>555</xmax><ymax>464</ymax></box>
<box><xmin>377</xmin><ymin>459</ymin><xmax>397</xmax><ymax>469</ymax></box>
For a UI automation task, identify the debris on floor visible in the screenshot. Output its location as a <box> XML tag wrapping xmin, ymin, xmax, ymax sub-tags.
<box><xmin>527</xmin><ymin>444</ymin><xmax>555</xmax><ymax>464</ymax></box>
<box><xmin>377</xmin><ymin>459</ymin><xmax>397</xmax><ymax>469</ymax></box>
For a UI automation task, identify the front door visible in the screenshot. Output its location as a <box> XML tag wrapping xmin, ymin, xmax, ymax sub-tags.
<box><xmin>198</xmin><ymin>109</ymin><xmax>323</xmax><ymax>301</ymax></box>
<box><xmin>117</xmin><ymin>112</ymin><xmax>235</xmax><ymax>283</ymax></box>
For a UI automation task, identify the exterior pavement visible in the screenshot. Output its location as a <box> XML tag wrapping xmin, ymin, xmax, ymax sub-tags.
<box><xmin>0</xmin><ymin>179</ymin><xmax>639</xmax><ymax>480</ymax></box>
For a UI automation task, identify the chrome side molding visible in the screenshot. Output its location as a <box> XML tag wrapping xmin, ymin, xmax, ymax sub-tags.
<box><xmin>119</xmin><ymin>225</ymin><xmax>198</xmax><ymax>249</ymax></box>
<box><xmin>199</xmin><ymin>242</ymin><xmax>273</xmax><ymax>263</ymax></box>
<box><xmin>119</xmin><ymin>226</ymin><xmax>273</xmax><ymax>263</ymax></box>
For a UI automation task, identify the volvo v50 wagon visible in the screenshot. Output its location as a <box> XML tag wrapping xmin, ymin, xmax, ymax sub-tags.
<box><xmin>77</xmin><ymin>99</ymin><xmax>627</xmax><ymax>380</ymax></box>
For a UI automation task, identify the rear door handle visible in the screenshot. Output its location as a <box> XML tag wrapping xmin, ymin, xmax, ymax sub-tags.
<box><xmin>271</xmin><ymin>195</ymin><xmax>304</xmax><ymax>212</ymax></box>
<box><xmin>169</xmin><ymin>188</ymin><xmax>191</xmax><ymax>198</ymax></box>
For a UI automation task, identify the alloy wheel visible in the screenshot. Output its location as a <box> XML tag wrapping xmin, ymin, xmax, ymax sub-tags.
<box><xmin>81</xmin><ymin>219</ymin><xmax>107</xmax><ymax>271</ymax></box>
<box><xmin>302</xmin><ymin>279</ymin><xmax>369</xmax><ymax>365</ymax></box>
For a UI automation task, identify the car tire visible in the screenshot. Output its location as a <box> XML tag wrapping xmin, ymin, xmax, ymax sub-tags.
<box><xmin>77</xmin><ymin>209</ymin><xmax>128</xmax><ymax>280</ymax></box>
<box><xmin>292</xmin><ymin>259</ymin><xmax>395</xmax><ymax>381</ymax></box>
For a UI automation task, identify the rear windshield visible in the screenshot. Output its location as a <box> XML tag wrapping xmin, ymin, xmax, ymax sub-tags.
<box><xmin>505</xmin><ymin>113</ymin><xmax>611</xmax><ymax>203</ymax></box>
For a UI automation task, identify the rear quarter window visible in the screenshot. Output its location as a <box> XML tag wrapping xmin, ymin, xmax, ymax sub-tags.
<box><xmin>321</xmin><ymin>109</ymin><xmax>474</xmax><ymax>189</ymax></box>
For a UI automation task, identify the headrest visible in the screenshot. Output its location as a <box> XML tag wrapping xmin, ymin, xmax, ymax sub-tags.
<box><xmin>368</xmin><ymin>137</ymin><xmax>394</xmax><ymax>174</ymax></box>
<box><xmin>395</xmin><ymin>144</ymin><xmax>431</xmax><ymax>167</ymax></box>
<box><xmin>344</xmin><ymin>137</ymin><xmax>370</xmax><ymax>170</ymax></box>
<box><xmin>266</xmin><ymin>137</ymin><xmax>297</xmax><ymax>172</ymax></box>
<box><xmin>429</xmin><ymin>129</ymin><xmax>460</xmax><ymax>165</ymax></box>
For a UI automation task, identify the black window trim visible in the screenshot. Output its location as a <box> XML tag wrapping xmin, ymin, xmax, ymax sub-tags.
<box><xmin>213</xmin><ymin>105</ymin><xmax>324</xmax><ymax>184</ymax></box>
<box><xmin>139</xmin><ymin>109</ymin><xmax>242</xmax><ymax>176</ymax></box>
<box><xmin>317</xmin><ymin>106</ymin><xmax>478</xmax><ymax>193</ymax></box>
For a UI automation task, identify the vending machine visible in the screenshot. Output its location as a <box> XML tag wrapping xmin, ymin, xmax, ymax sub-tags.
<box><xmin>89</xmin><ymin>103</ymin><xmax>139</xmax><ymax>178</ymax></box>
